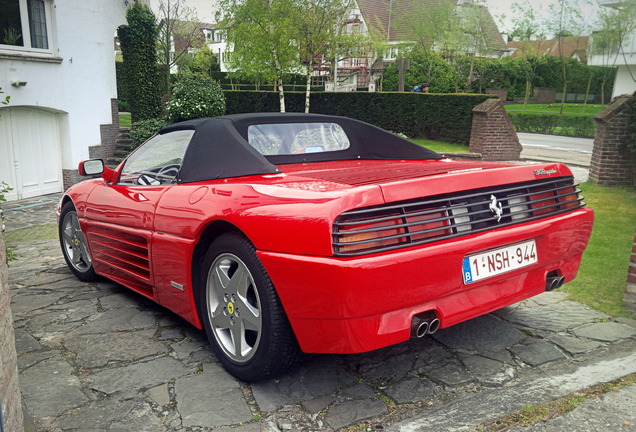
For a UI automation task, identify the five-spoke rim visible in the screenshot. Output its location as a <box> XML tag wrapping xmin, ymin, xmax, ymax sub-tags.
<box><xmin>206</xmin><ymin>253</ymin><xmax>262</xmax><ymax>363</ymax></box>
<box><xmin>61</xmin><ymin>210</ymin><xmax>92</xmax><ymax>272</ymax></box>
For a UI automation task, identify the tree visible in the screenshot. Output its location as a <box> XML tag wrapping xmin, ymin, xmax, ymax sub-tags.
<box><xmin>545</xmin><ymin>0</ymin><xmax>588</xmax><ymax>113</ymax></box>
<box><xmin>393</xmin><ymin>0</ymin><xmax>456</xmax><ymax>52</ymax></box>
<box><xmin>178</xmin><ymin>45</ymin><xmax>221</xmax><ymax>78</ymax></box>
<box><xmin>218</xmin><ymin>0</ymin><xmax>299</xmax><ymax>112</ymax></box>
<box><xmin>508</xmin><ymin>1</ymin><xmax>548</xmax><ymax>110</ymax></box>
<box><xmin>156</xmin><ymin>0</ymin><xmax>204</xmax><ymax>96</ymax></box>
<box><xmin>294</xmin><ymin>0</ymin><xmax>361</xmax><ymax>112</ymax></box>
<box><xmin>434</xmin><ymin>2</ymin><xmax>498</xmax><ymax>92</ymax></box>
<box><xmin>118</xmin><ymin>2</ymin><xmax>163</xmax><ymax>121</ymax></box>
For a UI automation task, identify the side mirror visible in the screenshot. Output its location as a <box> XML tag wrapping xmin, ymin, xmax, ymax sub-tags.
<box><xmin>78</xmin><ymin>159</ymin><xmax>115</xmax><ymax>183</ymax></box>
<box><xmin>79</xmin><ymin>159</ymin><xmax>104</xmax><ymax>176</ymax></box>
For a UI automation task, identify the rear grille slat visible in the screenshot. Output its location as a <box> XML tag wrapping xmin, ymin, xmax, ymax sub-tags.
<box><xmin>333</xmin><ymin>177</ymin><xmax>585</xmax><ymax>256</ymax></box>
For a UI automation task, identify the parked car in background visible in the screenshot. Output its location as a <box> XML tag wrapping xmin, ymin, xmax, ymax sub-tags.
<box><xmin>58</xmin><ymin>113</ymin><xmax>594</xmax><ymax>381</ymax></box>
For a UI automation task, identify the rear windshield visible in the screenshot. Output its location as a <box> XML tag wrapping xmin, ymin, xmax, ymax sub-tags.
<box><xmin>247</xmin><ymin>122</ymin><xmax>350</xmax><ymax>155</ymax></box>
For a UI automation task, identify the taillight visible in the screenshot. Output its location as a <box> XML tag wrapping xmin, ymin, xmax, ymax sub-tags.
<box><xmin>530</xmin><ymin>190</ymin><xmax>557</xmax><ymax>216</ymax></box>
<box><xmin>337</xmin><ymin>216</ymin><xmax>407</xmax><ymax>254</ymax></box>
<box><xmin>557</xmin><ymin>186</ymin><xmax>580</xmax><ymax>209</ymax></box>
<box><xmin>406</xmin><ymin>210</ymin><xmax>450</xmax><ymax>241</ymax></box>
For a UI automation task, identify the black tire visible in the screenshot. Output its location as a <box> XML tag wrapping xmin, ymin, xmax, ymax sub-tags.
<box><xmin>199</xmin><ymin>232</ymin><xmax>301</xmax><ymax>381</ymax></box>
<box><xmin>59</xmin><ymin>201</ymin><xmax>96</xmax><ymax>282</ymax></box>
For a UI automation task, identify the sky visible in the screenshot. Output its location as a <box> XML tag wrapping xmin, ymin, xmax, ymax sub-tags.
<box><xmin>482</xmin><ymin>0</ymin><xmax>602</xmax><ymax>35</ymax></box>
<box><xmin>149</xmin><ymin>0</ymin><xmax>604</xmax><ymax>35</ymax></box>
<box><xmin>148</xmin><ymin>0</ymin><xmax>218</xmax><ymax>24</ymax></box>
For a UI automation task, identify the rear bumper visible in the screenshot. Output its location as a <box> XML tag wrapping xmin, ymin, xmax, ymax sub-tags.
<box><xmin>258</xmin><ymin>208</ymin><xmax>593</xmax><ymax>354</ymax></box>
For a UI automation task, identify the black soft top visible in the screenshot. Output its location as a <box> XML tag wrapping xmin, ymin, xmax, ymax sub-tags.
<box><xmin>162</xmin><ymin>113</ymin><xmax>442</xmax><ymax>183</ymax></box>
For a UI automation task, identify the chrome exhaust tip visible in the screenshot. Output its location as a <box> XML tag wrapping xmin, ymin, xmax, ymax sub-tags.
<box><xmin>546</xmin><ymin>273</ymin><xmax>566</xmax><ymax>291</ymax></box>
<box><xmin>410</xmin><ymin>312</ymin><xmax>441</xmax><ymax>338</ymax></box>
<box><xmin>413</xmin><ymin>320</ymin><xmax>429</xmax><ymax>338</ymax></box>
<box><xmin>428</xmin><ymin>318</ymin><xmax>441</xmax><ymax>334</ymax></box>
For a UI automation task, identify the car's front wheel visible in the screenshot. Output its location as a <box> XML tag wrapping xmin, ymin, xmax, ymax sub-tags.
<box><xmin>59</xmin><ymin>201</ymin><xmax>96</xmax><ymax>281</ymax></box>
<box><xmin>199</xmin><ymin>232</ymin><xmax>301</xmax><ymax>381</ymax></box>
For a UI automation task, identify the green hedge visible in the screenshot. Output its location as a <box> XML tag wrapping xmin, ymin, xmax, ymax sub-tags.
<box><xmin>509</xmin><ymin>112</ymin><xmax>596</xmax><ymax>137</ymax></box>
<box><xmin>224</xmin><ymin>91</ymin><xmax>494</xmax><ymax>144</ymax></box>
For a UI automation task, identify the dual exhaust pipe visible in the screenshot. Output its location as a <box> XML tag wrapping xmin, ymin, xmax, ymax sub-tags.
<box><xmin>411</xmin><ymin>312</ymin><xmax>441</xmax><ymax>338</ymax></box>
<box><xmin>546</xmin><ymin>274</ymin><xmax>565</xmax><ymax>291</ymax></box>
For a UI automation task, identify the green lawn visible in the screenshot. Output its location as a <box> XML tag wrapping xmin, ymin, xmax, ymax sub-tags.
<box><xmin>561</xmin><ymin>182</ymin><xmax>636</xmax><ymax>317</ymax></box>
<box><xmin>119</xmin><ymin>112</ymin><xmax>132</xmax><ymax>128</ymax></box>
<box><xmin>409</xmin><ymin>138</ymin><xmax>469</xmax><ymax>154</ymax></box>
<box><xmin>505</xmin><ymin>103</ymin><xmax>605</xmax><ymax>115</ymax></box>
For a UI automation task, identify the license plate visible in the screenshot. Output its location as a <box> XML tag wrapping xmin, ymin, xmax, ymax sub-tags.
<box><xmin>462</xmin><ymin>240</ymin><xmax>537</xmax><ymax>284</ymax></box>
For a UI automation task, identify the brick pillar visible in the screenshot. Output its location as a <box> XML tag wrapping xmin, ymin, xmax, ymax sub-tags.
<box><xmin>0</xmin><ymin>231</ymin><xmax>24</xmax><ymax>432</ymax></box>
<box><xmin>469</xmin><ymin>98</ymin><xmax>522</xmax><ymax>161</ymax></box>
<box><xmin>589</xmin><ymin>95</ymin><xmax>634</xmax><ymax>186</ymax></box>
<box><xmin>625</xmin><ymin>230</ymin><xmax>636</xmax><ymax>315</ymax></box>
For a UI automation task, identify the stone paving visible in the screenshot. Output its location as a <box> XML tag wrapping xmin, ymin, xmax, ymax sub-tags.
<box><xmin>3</xmin><ymin>195</ymin><xmax>636</xmax><ymax>432</ymax></box>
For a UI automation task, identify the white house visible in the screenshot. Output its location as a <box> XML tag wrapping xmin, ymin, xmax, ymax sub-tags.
<box><xmin>0</xmin><ymin>0</ymin><xmax>128</xmax><ymax>201</ymax></box>
<box><xmin>588</xmin><ymin>0</ymin><xmax>636</xmax><ymax>98</ymax></box>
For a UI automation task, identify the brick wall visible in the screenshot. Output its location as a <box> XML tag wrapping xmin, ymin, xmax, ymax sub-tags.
<box><xmin>63</xmin><ymin>98</ymin><xmax>120</xmax><ymax>191</ymax></box>
<box><xmin>589</xmin><ymin>95</ymin><xmax>634</xmax><ymax>186</ymax></box>
<box><xmin>469</xmin><ymin>98</ymin><xmax>522</xmax><ymax>161</ymax></box>
<box><xmin>625</xmin><ymin>230</ymin><xmax>636</xmax><ymax>315</ymax></box>
<box><xmin>0</xmin><ymin>231</ymin><xmax>24</xmax><ymax>432</ymax></box>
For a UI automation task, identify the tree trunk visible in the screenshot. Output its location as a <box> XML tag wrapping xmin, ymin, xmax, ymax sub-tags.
<box><xmin>277</xmin><ymin>75</ymin><xmax>286</xmax><ymax>113</ymax></box>
<box><xmin>559</xmin><ymin>64</ymin><xmax>567</xmax><ymax>115</ymax></box>
<box><xmin>304</xmin><ymin>62</ymin><xmax>312</xmax><ymax>113</ymax></box>
<box><xmin>582</xmin><ymin>72</ymin><xmax>592</xmax><ymax>112</ymax></box>
<box><xmin>523</xmin><ymin>80</ymin><xmax>531</xmax><ymax>112</ymax></box>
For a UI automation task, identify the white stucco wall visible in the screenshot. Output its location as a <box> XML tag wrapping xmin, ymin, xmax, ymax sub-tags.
<box><xmin>0</xmin><ymin>0</ymin><xmax>127</xmax><ymax>171</ymax></box>
<box><xmin>613</xmin><ymin>64</ymin><xmax>636</xmax><ymax>98</ymax></box>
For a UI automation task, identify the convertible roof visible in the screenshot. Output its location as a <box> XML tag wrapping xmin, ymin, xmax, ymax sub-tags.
<box><xmin>162</xmin><ymin>113</ymin><xmax>443</xmax><ymax>183</ymax></box>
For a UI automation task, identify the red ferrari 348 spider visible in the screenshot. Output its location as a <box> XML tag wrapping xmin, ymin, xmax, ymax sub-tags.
<box><xmin>58</xmin><ymin>113</ymin><xmax>593</xmax><ymax>381</ymax></box>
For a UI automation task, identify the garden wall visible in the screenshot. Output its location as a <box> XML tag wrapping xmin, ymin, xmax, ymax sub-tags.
<box><xmin>224</xmin><ymin>91</ymin><xmax>495</xmax><ymax>145</ymax></box>
<box><xmin>0</xmin><ymin>231</ymin><xmax>24</xmax><ymax>432</ymax></box>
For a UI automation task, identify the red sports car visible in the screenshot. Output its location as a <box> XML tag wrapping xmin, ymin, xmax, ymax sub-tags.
<box><xmin>58</xmin><ymin>113</ymin><xmax>593</xmax><ymax>381</ymax></box>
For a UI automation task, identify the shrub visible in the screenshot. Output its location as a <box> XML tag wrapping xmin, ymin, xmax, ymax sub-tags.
<box><xmin>509</xmin><ymin>112</ymin><xmax>596</xmax><ymax>137</ymax></box>
<box><xmin>117</xmin><ymin>3</ymin><xmax>163</xmax><ymax>121</ymax></box>
<box><xmin>118</xmin><ymin>100</ymin><xmax>130</xmax><ymax>112</ymax></box>
<box><xmin>1</xmin><ymin>181</ymin><xmax>12</xmax><ymax>232</ymax></box>
<box><xmin>383</xmin><ymin>48</ymin><xmax>458</xmax><ymax>93</ymax></box>
<box><xmin>130</xmin><ymin>118</ymin><xmax>168</xmax><ymax>147</ymax></box>
<box><xmin>166</xmin><ymin>75</ymin><xmax>226</xmax><ymax>123</ymax></box>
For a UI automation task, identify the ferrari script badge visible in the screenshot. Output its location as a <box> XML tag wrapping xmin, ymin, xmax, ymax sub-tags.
<box><xmin>489</xmin><ymin>195</ymin><xmax>503</xmax><ymax>222</ymax></box>
<box><xmin>534</xmin><ymin>169</ymin><xmax>557</xmax><ymax>176</ymax></box>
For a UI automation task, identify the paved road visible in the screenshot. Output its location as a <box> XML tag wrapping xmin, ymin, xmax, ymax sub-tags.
<box><xmin>3</xmin><ymin>195</ymin><xmax>635</xmax><ymax>432</ymax></box>
<box><xmin>518</xmin><ymin>133</ymin><xmax>593</xmax><ymax>167</ymax></box>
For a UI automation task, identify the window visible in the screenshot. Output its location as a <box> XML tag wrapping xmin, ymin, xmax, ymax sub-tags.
<box><xmin>118</xmin><ymin>130</ymin><xmax>194</xmax><ymax>186</ymax></box>
<box><xmin>247</xmin><ymin>123</ymin><xmax>350</xmax><ymax>156</ymax></box>
<box><xmin>384</xmin><ymin>46</ymin><xmax>399</xmax><ymax>60</ymax></box>
<box><xmin>0</xmin><ymin>0</ymin><xmax>52</xmax><ymax>53</ymax></box>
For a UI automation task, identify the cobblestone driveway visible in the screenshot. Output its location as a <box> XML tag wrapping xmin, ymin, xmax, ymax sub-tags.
<box><xmin>4</xmin><ymin>195</ymin><xmax>636</xmax><ymax>431</ymax></box>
